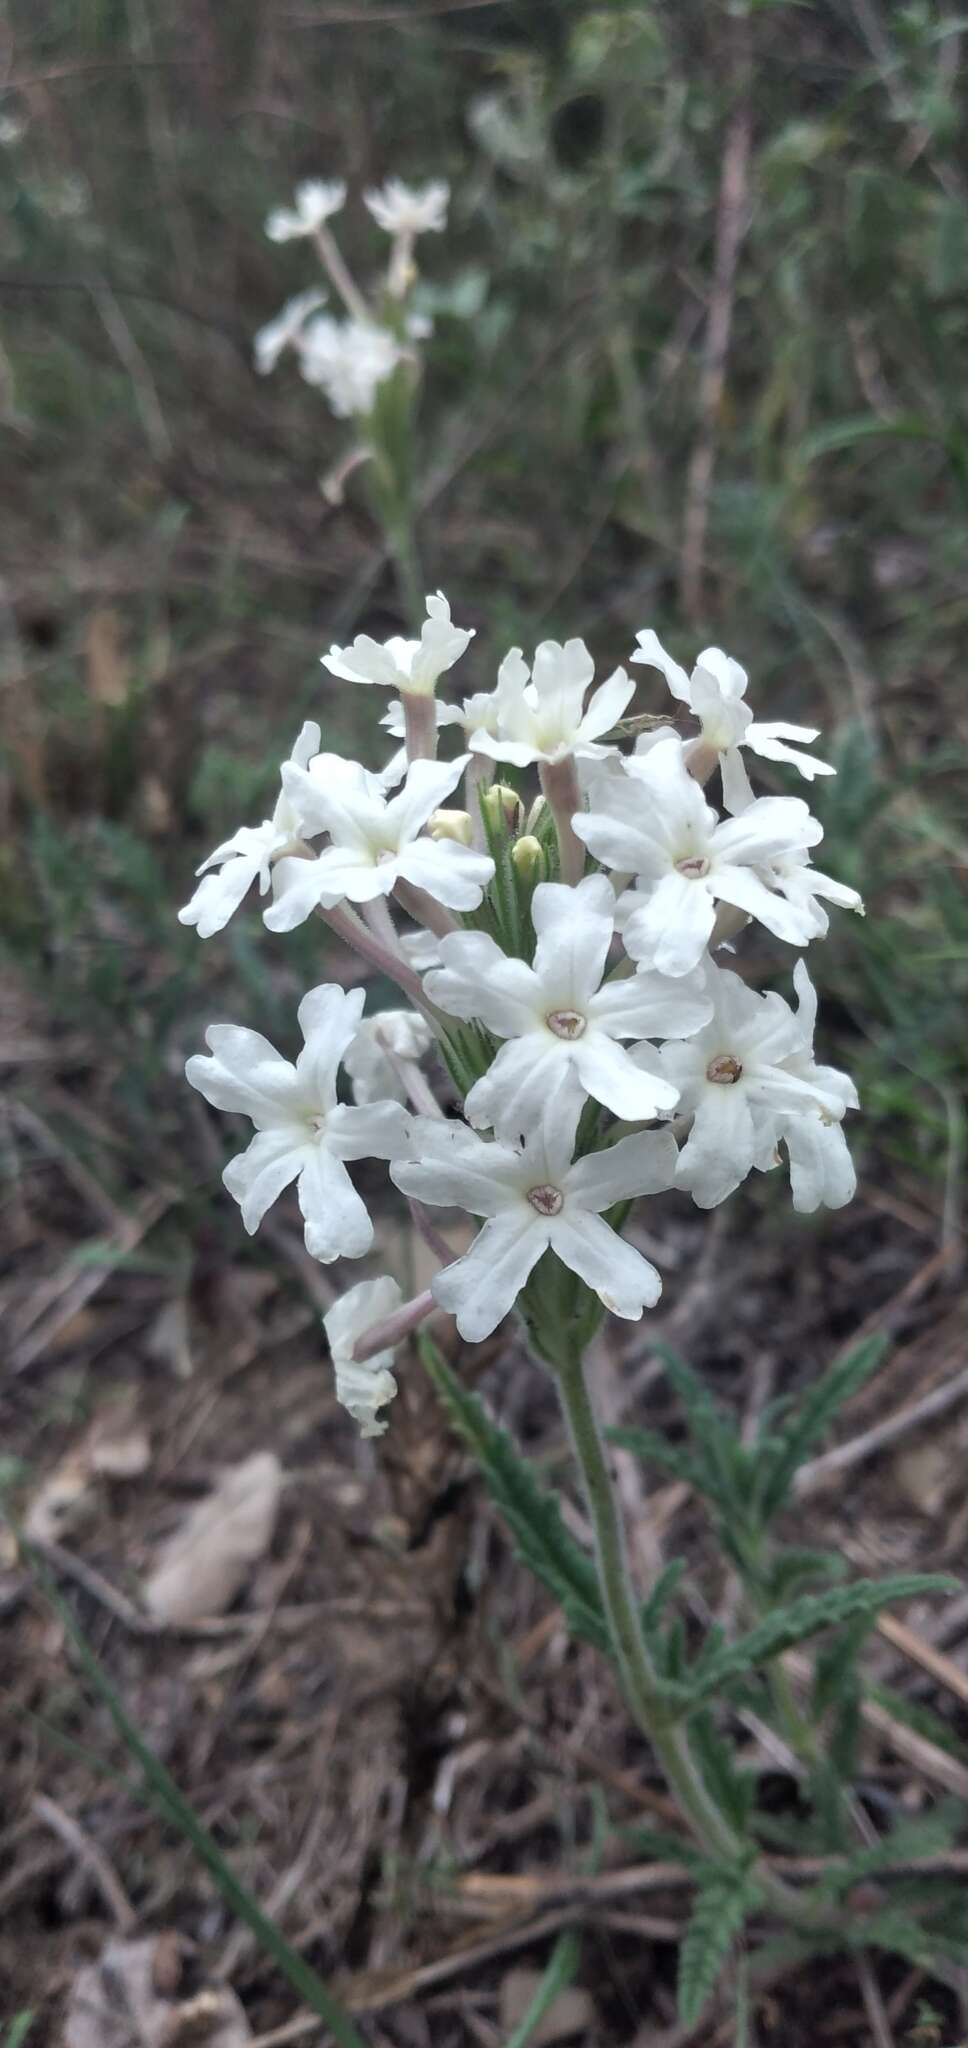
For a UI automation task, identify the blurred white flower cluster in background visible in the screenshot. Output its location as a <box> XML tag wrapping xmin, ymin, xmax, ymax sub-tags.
<box><xmin>254</xmin><ymin>173</ymin><xmax>449</xmax><ymax>422</ymax></box>
<box><xmin>182</xmin><ymin>597</ymin><xmax>862</xmax><ymax>1437</ymax></box>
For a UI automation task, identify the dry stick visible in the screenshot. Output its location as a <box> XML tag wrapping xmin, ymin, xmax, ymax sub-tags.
<box><xmin>31</xmin><ymin>1791</ymin><xmax>136</xmax><ymax>1932</ymax></box>
<box><xmin>678</xmin><ymin>40</ymin><xmax>752</xmax><ymax>620</ymax></box>
<box><xmin>796</xmin><ymin>1359</ymin><xmax>968</xmax><ymax>1495</ymax></box>
<box><xmin>874</xmin><ymin>1612</ymin><xmax>968</xmax><ymax>1712</ymax></box>
<box><xmin>11</xmin><ymin>1189</ymin><xmax>174</xmax><ymax>1371</ymax></box>
<box><xmin>858</xmin><ymin>1952</ymin><xmax>896</xmax><ymax>2048</ymax></box>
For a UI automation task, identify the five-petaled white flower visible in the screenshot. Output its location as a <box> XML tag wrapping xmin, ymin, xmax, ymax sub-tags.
<box><xmin>323</xmin><ymin>1275</ymin><xmax>403</xmax><ymax>1437</ymax></box>
<box><xmin>265</xmin><ymin>178</ymin><xmax>347</xmax><ymax>242</ymax></box>
<box><xmin>392</xmin><ymin>1101</ymin><xmax>677</xmax><ymax>1342</ymax></box>
<box><xmin>577</xmin><ymin>737</ymin><xmax>824</xmax><ymax>976</ymax></box>
<box><xmin>425</xmin><ymin>874</ymin><xmax>711</xmax><ymax>1138</ymax></box>
<box><xmin>254</xmin><ymin>290</ymin><xmax>327</xmax><ymax>376</ymax></box>
<box><xmin>345</xmin><ymin>1008</ymin><xmax>435</xmax><ymax>1105</ymax></box>
<box><xmin>297</xmin><ymin>315</ymin><xmax>401</xmax><ymax>419</ymax></box>
<box><xmin>179</xmin><ymin>722</ymin><xmax>320</xmax><ymax>939</ymax></box>
<box><xmin>364</xmin><ymin>178</ymin><xmax>450</xmax><ymax>237</ymax></box>
<box><xmin>470</xmin><ymin>640</ymin><xmax>634</xmax><ymax>769</ymax></box>
<box><xmin>186</xmin><ymin>985</ymin><xmax>409</xmax><ymax>1261</ymax></box>
<box><xmin>634</xmin><ymin>959</ymin><xmax>856</xmax><ymax>1210</ymax></box>
<box><xmin>265</xmin><ymin>753</ymin><xmax>494</xmax><ymax>928</ymax></box>
<box><xmin>764</xmin><ymin>848</ymin><xmax>864</xmax><ymax>937</ymax></box>
<box><xmin>323</xmin><ymin>592</ymin><xmax>474</xmax><ymax>696</ymax></box>
<box><xmin>632</xmin><ymin>632</ymin><xmax>835</xmax><ymax>816</ymax></box>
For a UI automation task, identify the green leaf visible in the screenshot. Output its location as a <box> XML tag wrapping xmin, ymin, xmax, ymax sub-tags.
<box><xmin>677</xmin><ymin>1870</ymin><xmax>762</xmax><ymax>2028</ymax></box>
<box><xmin>503</xmin><ymin>1930</ymin><xmax>581</xmax><ymax>2048</ymax></box>
<box><xmin>641</xmin><ymin>1559</ymin><xmax>686</xmax><ymax>1637</ymax></box>
<box><xmin>689</xmin><ymin>1711</ymin><xmax>756</xmax><ymax>1834</ymax></box>
<box><xmin>679</xmin><ymin>1576</ymin><xmax>957</xmax><ymax>1709</ymax></box>
<box><xmin>2</xmin><ymin>2019</ymin><xmax>36</xmax><ymax>2048</ymax></box>
<box><xmin>812</xmin><ymin>1613</ymin><xmax>873</xmax><ymax>1718</ymax></box>
<box><xmin>756</xmin><ymin>1335</ymin><xmax>890</xmax><ymax>1520</ymax></box>
<box><xmin>419</xmin><ymin>1336</ymin><xmax>608</xmax><ymax>1651</ymax></box>
<box><xmin>605</xmin><ymin>1424</ymin><xmax>704</xmax><ymax>1489</ymax></box>
<box><xmin>26</xmin><ymin>1555</ymin><xmax>370</xmax><ymax>2048</ymax></box>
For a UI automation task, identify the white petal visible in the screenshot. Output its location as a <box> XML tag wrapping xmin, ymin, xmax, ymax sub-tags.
<box><xmin>298</xmin><ymin>1145</ymin><xmax>373</xmax><ymax>1262</ymax></box>
<box><xmin>630</xmin><ymin>628</ymin><xmax>692</xmax><ymax>703</ymax></box>
<box><xmin>747</xmin><ymin>723</ymin><xmax>835</xmax><ymax>780</ymax></box>
<box><xmin>326</xmin><ymin>1098</ymin><xmax>410</xmax><ymax>1162</ymax></box>
<box><xmin>571</xmin><ymin>1031</ymin><xmax>679</xmax><ymax>1120</ymax></box>
<box><xmin>384</xmin><ymin>755</ymin><xmax>470</xmax><ymax>843</ymax></box>
<box><xmin>623</xmin><ymin>872</ymin><xmax>716</xmax><ymax>977</ymax></box>
<box><xmin>432</xmin><ymin>1211</ymin><xmax>547</xmax><ymax>1341</ymax></box>
<box><xmin>465</xmin><ymin>1038</ymin><xmax>577</xmax><ymax>1141</ymax></box>
<box><xmin>711</xmin><ymin>865</ymin><xmax>817</xmax><ymax>947</ymax></box>
<box><xmin>783</xmin><ymin>1112</ymin><xmax>856</xmax><ymax>1212</ymax></box>
<box><xmin>566</xmin><ymin>1127</ymin><xmax>678</xmax><ymax>1209</ymax></box>
<box><xmin>719</xmin><ymin>745</ymin><xmax>756</xmax><ymax>817</ymax></box>
<box><xmin>263</xmin><ymin>853</ymin><xmax>349</xmax><ymax>931</ymax></box>
<box><xmin>426</xmin><ymin>930</ymin><xmax>541</xmax><ymax>1038</ymax></box>
<box><xmin>179</xmin><ymin>853</ymin><xmax>261</xmax><ymax>937</ymax></box>
<box><xmin>676</xmin><ymin>1088</ymin><xmax>756</xmax><ymax>1208</ymax></box>
<box><xmin>712</xmin><ymin>795</ymin><xmax>822</xmax><ymax>865</ymax></box>
<box><xmin>295</xmin><ymin>983</ymin><xmax>366</xmax><ymax>1105</ymax></box>
<box><xmin>391</xmin><ymin>1119</ymin><xmax>524</xmax><ymax>1216</ymax></box>
<box><xmin>186</xmin><ymin>1026</ymin><xmax>300</xmax><ymax>1125</ymax></box>
<box><xmin>394</xmin><ymin>835</ymin><xmax>494</xmax><ymax>910</ymax></box>
<box><xmin>549</xmin><ymin>1211</ymin><xmax>662</xmax><ymax>1318</ymax></box>
<box><xmin>576</xmin><ymin>665</ymin><xmax>635</xmax><ymax>744</ymax></box>
<box><xmin>590</xmin><ymin>963</ymin><xmax>712</xmax><ymax>1040</ymax></box>
<box><xmin>223</xmin><ymin>1127</ymin><xmax>307</xmax><ymax>1231</ymax></box>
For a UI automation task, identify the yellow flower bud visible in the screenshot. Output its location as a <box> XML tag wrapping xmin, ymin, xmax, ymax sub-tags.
<box><xmin>428</xmin><ymin>808</ymin><xmax>473</xmax><ymax>846</ymax></box>
<box><xmin>511</xmin><ymin>834</ymin><xmax>546</xmax><ymax>885</ymax></box>
<box><xmin>479</xmin><ymin>783</ymin><xmax>524</xmax><ymax>835</ymax></box>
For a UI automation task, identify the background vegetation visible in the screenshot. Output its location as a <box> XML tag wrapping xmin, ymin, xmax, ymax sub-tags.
<box><xmin>2</xmin><ymin>2</ymin><xmax>966</xmax><ymax>2042</ymax></box>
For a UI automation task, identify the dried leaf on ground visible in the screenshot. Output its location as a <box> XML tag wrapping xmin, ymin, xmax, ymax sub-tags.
<box><xmin>143</xmin><ymin>1452</ymin><xmax>282</xmax><ymax>1623</ymax></box>
<box><xmin>63</xmin><ymin>1933</ymin><xmax>251</xmax><ymax>2047</ymax></box>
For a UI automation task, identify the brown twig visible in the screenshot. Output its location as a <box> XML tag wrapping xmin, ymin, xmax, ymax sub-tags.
<box><xmin>31</xmin><ymin>1792</ymin><xmax>136</xmax><ymax>1931</ymax></box>
<box><xmin>858</xmin><ymin>1952</ymin><xmax>896</xmax><ymax>2048</ymax></box>
<box><xmin>796</xmin><ymin>1358</ymin><xmax>968</xmax><ymax>1495</ymax></box>
<box><xmin>874</xmin><ymin>1612</ymin><xmax>968</xmax><ymax>1711</ymax></box>
<box><xmin>678</xmin><ymin>27</ymin><xmax>752</xmax><ymax>619</ymax></box>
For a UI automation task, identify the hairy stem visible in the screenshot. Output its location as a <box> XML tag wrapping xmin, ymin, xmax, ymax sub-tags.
<box><xmin>554</xmin><ymin>1342</ymin><xmax>828</xmax><ymax>1929</ymax></box>
<box><xmin>539</xmin><ymin>755</ymin><xmax>585</xmax><ymax>886</ymax></box>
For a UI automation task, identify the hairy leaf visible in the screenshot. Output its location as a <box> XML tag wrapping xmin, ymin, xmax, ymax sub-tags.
<box><xmin>756</xmin><ymin>1334</ymin><xmax>890</xmax><ymax>1520</ymax></box>
<box><xmin>678</xmin><ymin>1575</ymin><xmax>956</xmax><ymax>1709</ymax></box>
<box><xmin>677</xmin><ymin>1869</ymin><xmax>762</xmax><ymax>2027</ymax></box>
<box><xmin>605</xmin><ymin>1424</ymin><xmax>704</xmax><ymax>1489</ymax></box>
<box><xmin>420</xmin><ymin>1336</ymin><xmax>608</xmax><ymax>1651</ymax></box>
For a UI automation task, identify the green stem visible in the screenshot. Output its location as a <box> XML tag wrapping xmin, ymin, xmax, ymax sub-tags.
<box><xmin>554</xmin><ymin>1343</ymin><xmax>829</xmax><ymax>1931</ymax></box>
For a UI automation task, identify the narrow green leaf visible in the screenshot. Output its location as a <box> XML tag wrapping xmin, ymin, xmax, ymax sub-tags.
<box><xmin>27</xmin><ymin>1558</ymin><xmax>370</xmax><ymax>2048</ymax></box>
<box><xmin>419</xmin><ymin>1336</ymin><xmax>609</xmax><ymax>1651</ymax></box>
<box><xmin>605</xmin><ymin>1424</ymin><xmax>704</xmax><ymax>1489</ymax></box>
<box><xmin>503</xmin><ymin>1930</ymin><xmax>581</xmax><ymax>2048</ymax></box>
<box><xmin>677</xmin><ymin>1871</ymin><xmax>761</xmax><ymax>2027</ymax></box>
<box><xmin>680</xmin><ymin>1576</ymin><xmax>957</xmax><ymax>1709</ymax></box>
<box><xmin>756</xmin><ymin>1335</ymin><xmax>890</xmax><ymax>1520</ymax></box>
<box><xmin>2</xmin><ymin>2018</ymin><xmax>36</xmax><ymax>2048</ymax></box>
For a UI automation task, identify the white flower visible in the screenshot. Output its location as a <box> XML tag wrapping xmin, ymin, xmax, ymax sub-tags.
<box><xmin>186</xmin><ymin>985</ymin><xmax>409</xmax><ymax>1261</ymax></box>
<box><xmin>345</xmin><ymin>1009</ymin><xmax>435</xmax><ymax>1105</ymax></box>
<box><xmin>400</xmin><ymin>928</ymin><xmax>442</xmax><ymax>973</ymax></box>
<box><xmin>751</xmin><ymin>961</ymin><xmax>858</xmax><ymax>1212</ymax></box>
<box><xmin>381</xmin><ymin>681</ymin><xmax>506</xmax><ymax>746</ymax></box>
<box><xmin>764</xmin><ymin>848</ymin><xmax>864</xmax><ymax>937</ymax></box>
<box><xmin>254</xmin><ymin>289</ymin><xmax>327</xmax><ymax>375</ymax></box>
<box><xmin>425</xmin><ymin>874</ymin><xmax>711</xmax><ymax>1138</ymax></box>
<box><xmin>391</xmin><ymin>1101</ymin><xmax>677</xmax><ymax>1341</ymax></box>
<box><xmin>632</xmin><ymin>632</ymin><xmax>835</xmax><ymax>814</ymax></box>
<box><xmin>470</xmin><ymin>641</ymin><xmax>634</xmax><ymax>769</ymax></box>
<box><xmin>634</xmin><ymin>959</ymin><xmax>856</xmax><ymax>1210</ymax></box>
<box><xmin>265</xmin><ymin>178</ymin><xmax>346</xmax><ymax>241</ymax></box>
<box><xmin>323</xmin><ymin>592</ymin><xmax>474</xmax><ymax>697</ymax></box>
<box><xmin>576</xmin><ymin>737</ymin><xmax>824</xmax><ymax>976</ymax></box>
<box><xmin>323</xmin><ymin>1275</ymin><xmax>403</xmax><ymax>1436</ymax></box>
<box><xmin>179</xmin><ymin>722</ymin><xmax>320</xmax><ymax>939</ymax></box>
<box><xmin>364</xmin><ymin>178</ymin><xmax>450</xmax><ymax>237</ymax></box>
<box><xmin>296</xmin><ymin>315</ymin><xmax>401</xmax><ymax>418</ymax></box>
<box><xmin>265</xmin><ymin>753</ymin><xmax>494</xmax><ymax>929</ymax></box>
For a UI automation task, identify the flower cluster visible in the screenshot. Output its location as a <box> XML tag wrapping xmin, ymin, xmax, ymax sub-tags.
<box><xmin>254</xmin><ymin>174</ymin><xmax>449</xmax><ymax>423</ymax></box>
<box><xmin>183</xmin><ymin>603</ymin><xmax>861</xmax><ymax>1436</ymax></box>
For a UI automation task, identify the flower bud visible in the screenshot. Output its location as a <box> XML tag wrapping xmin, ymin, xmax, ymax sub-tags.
<box><xmin>479</xmin><ymin>783</ymin><xmax>524</xmax><ymax>835</ymax></box>
<box><xmin>525</xmin><ymin>795</ymin><xmax>550</xmax><ymax>837</ymax></box>
<box><xmin>510</xmin><ymin>834</ymin><xmax>547</xmax><ymax>886</ymax></box>
<box><xmin>428</xmin><ymin>808</ymin><xmax>473</xmax><ymax>846</ymax></box>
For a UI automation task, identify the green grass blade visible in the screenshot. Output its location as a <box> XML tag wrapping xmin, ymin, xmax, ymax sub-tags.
<box><xmin>27</xmin><ymin>1554</ymin><xmax>369</xmax><ymax>2048</ymax></box>
<box><xmin>503</xmin><ymin>1931</ymin><xmax>581</xmax><ymax>2048</ymax></box>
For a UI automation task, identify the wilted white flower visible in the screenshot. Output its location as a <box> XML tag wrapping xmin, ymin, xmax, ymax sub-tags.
<box><xmin>392</xmin><ymin>1101</ymin><xmax>677</xmax><ymax>1341</ymax></box>
<box><xmin>186</xmin><ymin>985</ymin><xmax>409</xmax><ymax>1261</ymax></box>
<box><xmin>323</xmin><ymin>592</ymin><xmax>474</xmax><ymax>696</ymax></box>
<box><xmin>471</xmin><ymin>640</ymin><xmax>633</xmax><ymax>769</ymax></box>
<box><xmin>577</xmin><ymin>737</ymin><xmax>825</xmax><ymax>976</ymax></box>
<box><xmin>179</xmin><ymin>722</ymin><xmax>320</xmax><ymax>939</ymax></box>
<box><xmin>254</xmin><ymin>289</ymin><xmax>327</xmax><ymax>375</ymax></box>
<box><xmin>345</xmin><ymin>1009</ymin><xmax>435</xmax><ymax>1105</ymax></box>
<box><xmin>633</xmin><ymin>632</ymin><xmax>834</xmax><ymax>815</ymax></box>
<box><xmin>634</xmin><ymin>959</ymin><xmax>856</xmax><ymax>1210</ymax></box>
<box><xmin>265</xmin><ymin>178</ymin><xmax>347</xmax><ymax>242</ymax></box>
<box><xmin>297</xmin><ymin>314</ymin><xmax>401</xmax><ymax>418</ymax></box>
<box><xmin>425</xmin><ymin>874</ymin><xmax>711</xmax><ymax>1137</ymax></box>
<box><xmin>266</xmin><ymin>753</ymin><xmax>494</xmax><ymax>928</ymax></box>
<box><xmin>323</xmin><ymin>1275</ymin><xmax>403</xmax><ymax>1436</ymax></box>
<box><xmin>364</xmin><ymin>178</ymin><xmax>450</xmax><ymax>237</ymax></box>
